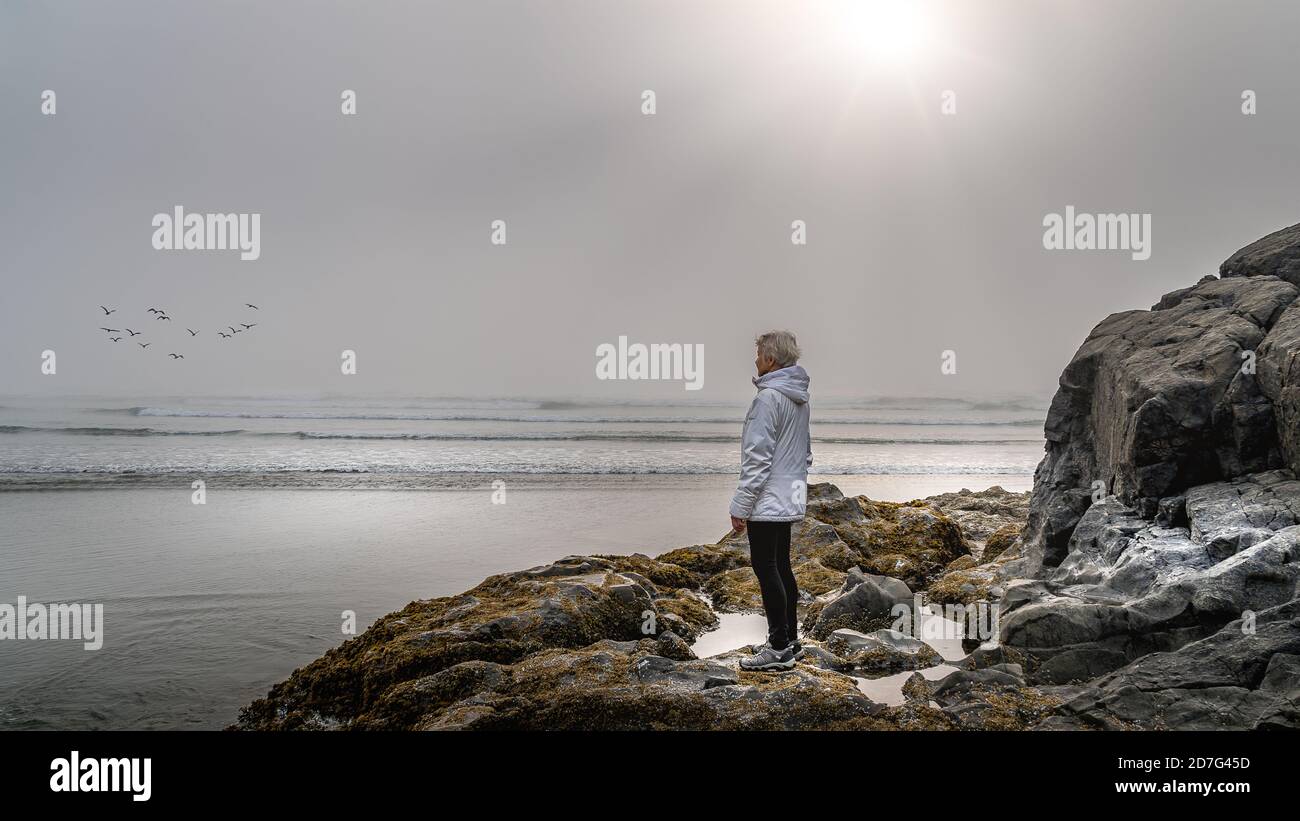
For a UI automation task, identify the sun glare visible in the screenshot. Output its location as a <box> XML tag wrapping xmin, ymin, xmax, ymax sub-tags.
<box><xmin>842</xmin><ymin>0</ymin><xmax>932</xmax><ymax>66</ymax></box>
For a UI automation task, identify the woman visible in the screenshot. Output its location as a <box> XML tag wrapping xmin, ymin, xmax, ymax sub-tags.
<box><xmin>729</xmin><ymin>330</ymin><xmax>812</xmax><ymax>671</ymax></box>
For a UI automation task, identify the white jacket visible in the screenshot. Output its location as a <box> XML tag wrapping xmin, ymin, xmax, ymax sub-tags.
<box><xmin>729</xmin><ymin>364</ymin><xmax>813</xmax><ymax>522</ymax></box>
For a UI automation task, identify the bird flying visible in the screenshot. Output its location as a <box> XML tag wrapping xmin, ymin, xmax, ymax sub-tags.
<box><xmin>156</xmin><ymin>315</ymin><xmax>171</xmax><ymax>321</ymax></box>
<box><xmin>109</xmin><ymin>337</ymin><xmax>122</xmax><ymax>342</ymax></box>
<box><xmin>245</xmin><ymin>303</ymin><xmax>259</xmax><ymax>309</ymax></box>
<box><xmin>100</xmin><ymin>306</ymin><xmax>116</xmax><ymax>315</ymax></box>
<box><xmin>125</xmin><ymin>328</ymin><xmax>140</xmax><ymax>336</ymax></box>
<box><xmin>168</xmin><ymin>353</ymin><xmax>184</xmax><ymax>359</ymax></box>
<box><xmin>187</xmin><ymin>329</ymin><xmax>198</xmax><ymax>336</ymax></box>
<box><xmin>240</xmin><ymin>323</ymin><xmax>256</xmax><ymax>329</ymax></box>
<box><xmin>99</xmin><ymin>327</ymin><xmax>120</xmax><ymax>333</ymax></box>
<box><xmin>138</xmin><ymin>342</ymin><xmax>151</xmax><ymax>348</ymax></box>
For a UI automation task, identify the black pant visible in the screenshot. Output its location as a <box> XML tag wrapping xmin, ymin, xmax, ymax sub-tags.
<box><xmin>746</xmin><ymin>520</ymin><xmax>799</xmax><ymax>651</ymax></box>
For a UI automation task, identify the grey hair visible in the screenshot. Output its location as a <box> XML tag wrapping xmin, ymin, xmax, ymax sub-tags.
<box><xmin>755</xmin><ymin>330</ymin><xmax>801</xmax><ymax>367</ymax></box>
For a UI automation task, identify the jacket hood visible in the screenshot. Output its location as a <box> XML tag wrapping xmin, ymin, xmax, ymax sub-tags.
<box><xmin>753</xmin><ymin>364</ymin><xmax>810</xmax><ymax>404</ymax></box>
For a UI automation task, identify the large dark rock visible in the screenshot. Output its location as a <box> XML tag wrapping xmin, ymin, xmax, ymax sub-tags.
<box><xmin>1022</xmin><ymin>221</ymin><xmax>1300</xmax><ymax>576</ymax></box>
<box><xmin>807</xmin><ymin>568</ymin><xmax>914</xmax><ymax>639</ymax></box>
<box><xmin>1023</xmin><ymin>270</ymin><xmax>1300</xmax><ymax>572</ymax></box>
<box><xmin>1006</xmin><ymin>224</ymin><xmax>1300</xmax><ymax>702</ymax></box>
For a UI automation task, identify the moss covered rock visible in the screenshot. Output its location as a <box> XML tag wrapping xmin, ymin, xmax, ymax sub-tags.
<box><xmin>926</xmin><ymin>567</ymin><xmax>998</xmax><ymax>606</ymax></box>
<box><xmin>807</xmin><ymin>569</ymin><xmax>914</xmax><ymax>640</ymax></box>
<box><xmin>981</xmin><ymin>523</ymin><xmax>1022</xmax><ymax>562</ymax></box>
<box><xmin>801</xmin><ymin>496</ymin><xmax>971</xmax><ymax>589</ymax></box>
<box><xmin>236</xmin><ymin>555</ymin><xmax>713</xmax><ymax>730</ymax></box>
<box><xmin>826</xmin><ymin>628</ymin><xmax>943</xmax><ymax>673</ymax></box>
<box><xmin>383</xmin><ymin>642</ymin><xmax>884</xmax><ymax>730</ymax></box>
<box><xmin>921</xmin><ymin>486</ymin><xmax>1031</xmax><ymax>544</ymax></box>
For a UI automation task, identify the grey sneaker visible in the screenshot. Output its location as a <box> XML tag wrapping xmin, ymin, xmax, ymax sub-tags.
<box><xmin>750</xmin><ymin>639</ymin><xmax>805</xmax><ymax>660</ymax></box>
<box><xmin>740</xmin><ymin>644</ymin><xmax>796</xmax><ymax>671</ymax></box>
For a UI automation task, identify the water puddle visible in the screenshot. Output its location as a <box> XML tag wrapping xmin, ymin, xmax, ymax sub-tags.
<box><xmin>905</xmin><ymin>604</ymin><xmax>971</xmax><ymax>663</ymax></box>
<box><xmin>690</xmin><ymin>597</ymin><xmax>769</xmax><ymax>658</ymax></box>
<box><xmin>851</xmin><ymin>605</ymin><xmax>973</xmax><ymax>705</ymax></box>
<box><xmin>691</xmin><ymin>595</ymin><xmax>976</xmax><ymax>708</ymax></box>
<box><xmin>852</xmin><ymin>664</ymin><xmax>960</xmax><ymax>706</ymax></box>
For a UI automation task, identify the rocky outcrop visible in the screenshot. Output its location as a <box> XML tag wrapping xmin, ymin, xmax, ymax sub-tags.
<box><xmin>234</xmin><ymin>553</ymin><xmax>888</xmax><ymax>730</ymax></box>
<box><xmin>236</xmin><ymin>554</ymin><xmax>719</xmax><ymax>729</ymax></box>
<box><xmin>234</xmin><ymin>483</ymin><xmax>1022</xmax><ymax>731</ymax></box>
<box><xmin>1024</xmin><ymin>223</ymin><xmax>1300</xmax><ymax>574</ymax></box>
<box><xmin>1022</xmin><ymin>273</ymin><xmax>1299</xmax><ymax>570</ymax></box>
<box><xmin>1021</xmin><ymin>225</ymin><xmax>1300</xmax><ymax>565</ymax></box>
<box><xmin>1003</xmin><ymin>223</ymin><xmax>1300</xmax><ymax>729</ymax></box>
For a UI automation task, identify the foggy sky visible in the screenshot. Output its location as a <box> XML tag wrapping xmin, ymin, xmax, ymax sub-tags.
<box><xmin>3</xmin><ymin>0</ymin><xmax>1299</xmax><ymax>403</ymax></box>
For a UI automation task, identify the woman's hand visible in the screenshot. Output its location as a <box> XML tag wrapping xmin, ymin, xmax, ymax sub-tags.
<box><xmin>730</xmin><ymin>515</ymin><xmax>747</xmax><ymax>534</ymax></box>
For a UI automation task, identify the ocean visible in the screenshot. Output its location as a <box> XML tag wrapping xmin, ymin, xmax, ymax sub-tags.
<box><xmin>0</xmin><ymin>395</ymin><xmax>1045</xmax><ymax>728</ymax></box>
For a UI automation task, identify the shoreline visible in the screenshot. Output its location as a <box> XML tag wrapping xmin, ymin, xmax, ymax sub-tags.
<box><xmin>0</xmin><ymin>470</ymin><xmax>1034</xmax><ymax>497</ymax></box>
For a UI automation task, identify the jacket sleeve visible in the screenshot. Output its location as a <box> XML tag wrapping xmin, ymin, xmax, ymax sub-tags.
<box><xmin>730</xmin><ymin>391</ymin><xmax>778</xmax><ymax>519</ymax></box>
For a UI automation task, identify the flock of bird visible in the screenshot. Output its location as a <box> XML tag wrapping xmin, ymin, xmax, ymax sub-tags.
<box><xmin>96</xmin><ymin>303</ymin><xmax>261</xmax><ymax>360</ymax></box>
